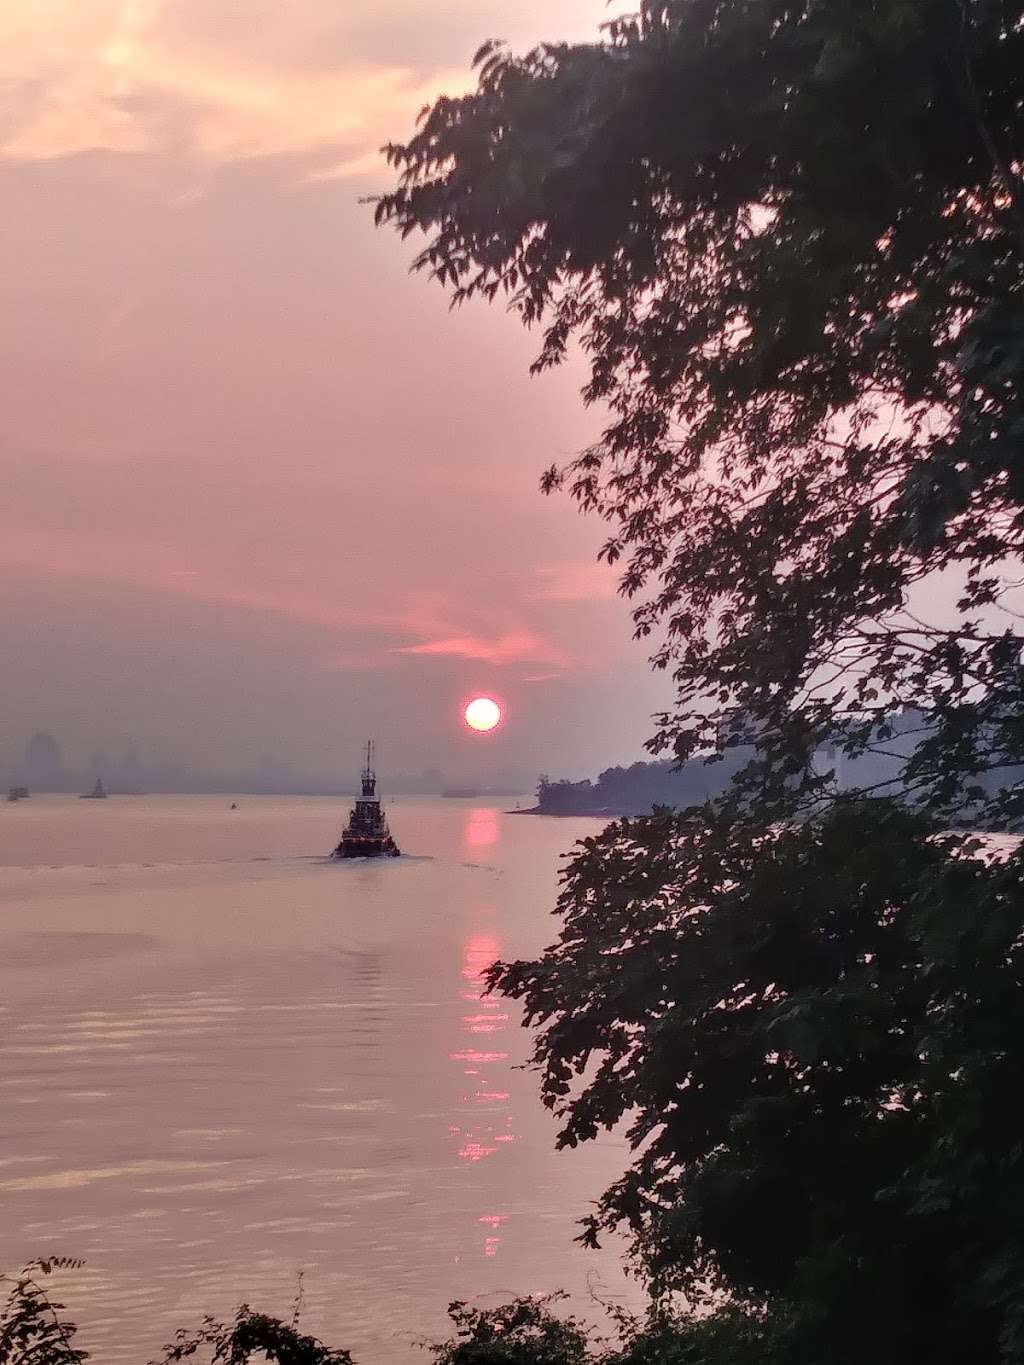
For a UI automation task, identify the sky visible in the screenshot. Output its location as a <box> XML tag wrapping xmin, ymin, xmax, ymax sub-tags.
<box><xmin>0</xmin><ymin>0</ymin><xmax>667</xmax><ymax>788</ymax></box>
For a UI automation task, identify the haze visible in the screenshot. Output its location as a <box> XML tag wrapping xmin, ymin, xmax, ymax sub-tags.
<box><xmin>0</xmin><ymin>0</ymin><xmax>665</xmax><ymax>791</ymax></box>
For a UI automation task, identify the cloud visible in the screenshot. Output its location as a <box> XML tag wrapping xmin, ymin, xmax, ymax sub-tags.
<box><xmin>394</xmin><ymin>632</ymin><xmax>567</xmax><ymax>666</ymax></box>
<box><xmin>0</xmin><ymin>516</ymin><xmax>577</xmax><ymax>677</ymax></box>
<box><xmin>0</xmin><ymin>0</ymin><xmax>626</xmax><ymax>171</ymax></box>
<box><xmin>0</xmin><ymin>0</ymin><xmax>473</xmax><ymax>166</ymax></box>
<box><xmin>531</xmin><ymin>561</ymin><xmax>620</xmax><ymax>602</ymax></box>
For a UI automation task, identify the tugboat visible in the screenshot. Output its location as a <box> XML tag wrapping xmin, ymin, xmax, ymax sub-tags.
<box><xmin>80</xmin><ymin>778</ymin><xmax>108</xmax><ymax>800</ymax></box>
<box><xmin>332</xmin><ymin>742</ymin><xmax>400</xmax><ymax>859</ymax></box>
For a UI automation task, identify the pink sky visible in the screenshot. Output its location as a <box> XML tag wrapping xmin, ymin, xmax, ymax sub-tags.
<box><xmin>0</xmin><ymin>0</ymin><xmax>666</xmax><ymax>786</ymax></box>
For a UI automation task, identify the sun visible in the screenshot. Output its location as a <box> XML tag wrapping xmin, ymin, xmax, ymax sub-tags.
<box><xmin>464</xmin><ymin>697</ymin><xmax>502</xmax><ymax>732</ymax></box>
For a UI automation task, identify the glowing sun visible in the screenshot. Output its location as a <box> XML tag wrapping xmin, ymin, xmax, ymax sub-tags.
<box><xmin>465</xmin><ymin>697</ymin><xmax>502</xmax><ymax>732</ymax></box>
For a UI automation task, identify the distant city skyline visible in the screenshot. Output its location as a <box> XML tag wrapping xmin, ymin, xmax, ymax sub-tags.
<box><xmin>6</xmin><ymin>728</ymin><xmax>542</xmax><ymax>796</ymax></box>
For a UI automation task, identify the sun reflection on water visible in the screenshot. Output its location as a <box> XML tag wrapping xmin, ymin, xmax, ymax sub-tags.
<box><xmin>448</xmin><ymin>926</ymin><xmax>518</xmax><ymax>1259</ymax></box>
<box><xmin>463</xmin><ymin>808</ymin><xmax>499</xmax><ymax>848</ymax></box>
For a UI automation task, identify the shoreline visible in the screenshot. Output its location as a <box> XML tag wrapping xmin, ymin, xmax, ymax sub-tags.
<box><xmin>505</xmin><ymin>806</ymin><xmax>627</xmax><ymax>819</ymax></box>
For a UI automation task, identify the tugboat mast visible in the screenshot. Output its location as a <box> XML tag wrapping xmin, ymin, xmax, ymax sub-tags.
<box><xmin>361</xmin><ymin>741</ymin><xmax>376</xmax><ymax>798</ymax></box>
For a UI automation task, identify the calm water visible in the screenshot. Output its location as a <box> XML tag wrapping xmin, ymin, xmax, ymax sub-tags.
<box><xmin>0</xmin><ymin>795</ymin><xmax>637</xmax><ymax>1362</ymax></box>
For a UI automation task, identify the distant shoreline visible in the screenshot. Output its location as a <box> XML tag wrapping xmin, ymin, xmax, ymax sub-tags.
<box><xmin>506</xmin><ymin>806</ymin><xmax>626</xmax><ymax>819</ymax></box>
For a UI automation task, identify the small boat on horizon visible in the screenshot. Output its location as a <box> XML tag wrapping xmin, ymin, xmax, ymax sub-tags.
<box><xmin>7</xmin><ymin>786</ymin><xmax>29</xmax><ymax>802</ymax></box>
<box><xmin>80</xmin><ymin>778</ymin><xmax>108</xmax><ymax>800</ymax></box>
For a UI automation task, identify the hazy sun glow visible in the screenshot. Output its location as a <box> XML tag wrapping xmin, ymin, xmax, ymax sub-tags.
<box><xmin>465</xmin><ymin>697</ymin><xmax>501</xmax><ymax>732</ymax></box>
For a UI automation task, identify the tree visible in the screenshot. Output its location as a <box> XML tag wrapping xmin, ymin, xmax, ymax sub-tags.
<box><xmin>0</xmin><ymin>1263</ymin><xmax>353</xmax><ymax>1365</ymax></box>
<box><xmin>427</xmin><ymin>1296</ymin><xmax>593</xmax><ymax>1365</ymax></box>
<box><xmin>377</xmin><ymin>0</ymin><xmax>1024</xmax><ymax>824</ymax></box>
<box><xmin>153</xmin><ymin>1305</ymin><xmax>353</xmax><ymax>1365</ymax></box>
<box><xmin>425</xmin><ymin>1296</ymin><xmax>784</xmax><ymax>1365</ymax></box>
<box><xmin>498</xmin><ymin>802</ymin><xmax>1024</xmax><ymax>1362</ymax></box>
<box><xmin>0</xmin><ymin>1273</ymin><xmax>780</xmax><ymax>1365</ymax></box>
<box><xmin>0</xmin><ymin>1261</ymin><xmax>87</xmax><ymax>1365</ymax></box>
<box><xmin>377</xmin><ymin>3</ymin><xmax>1024</xmax><ymax>1361</ymax></box>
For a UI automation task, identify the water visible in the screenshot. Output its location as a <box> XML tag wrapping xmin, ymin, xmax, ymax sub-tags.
<box><xmin>0</xmin><ymin>795</ymin><xmax>637</xmax><ymax>1362</ymax></box>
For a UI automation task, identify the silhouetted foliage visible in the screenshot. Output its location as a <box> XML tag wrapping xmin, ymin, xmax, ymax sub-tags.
<box><xmin>427</xmin><ymin>1296</ymin><xmax>592</xmax><ymax>1365</ymax></box>
<box><xmin>425</xmin><ymin>1296</ymin><xmax>785</xmax><ymax>1365</ymax></box>
<box><xmin>494</xmin><ymin>802</ymin><xmax>1024</xmax><ymax>1363</ymax></box>
<box><xmin>378</xmin><ymin>0</ymin><xmax>1024</xmax><ymax>827</ymax></box>
<box><xmin>0</xmin><ymin>1263</ymin><xmax>360</xmax><ymax>1365</ymax></box>
<box><xmin>0</xmin><ymin>1273</ymin><xmax>782</xmax><ymax>1365</ymax></box>
<box><xmin>0</xmin><ymin>1261</ymin><xmax>87</xmax><ymax>1365</ymax></box>
<box><xmin>153</xmin><ymin>1305</ymin><xmax>354</xmax><ymax>1365</ymax></box>
<box><xmin>0</xmin><ymin>1264</ymin><xmax>355</xmax><ymax>1365</ymax></box>
<box><xmin>378</xmin><ymin>6</ymin><xmax>1024</xmax><ymax>1358</ymax></box>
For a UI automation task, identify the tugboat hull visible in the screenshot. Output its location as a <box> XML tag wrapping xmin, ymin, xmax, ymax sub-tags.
<box><xmin>333</xmin><ymin>836</ymin><xmax>401</xmax><ymax>859</ymax></box>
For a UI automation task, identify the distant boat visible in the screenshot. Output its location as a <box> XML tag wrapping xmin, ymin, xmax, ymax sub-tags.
<box><xmin>7</xmin><ymin>786</ymin><xmax>29</xmax><ymax>802</ymax></box>
<box><xmin>80</xmin><ymin>779</ymin><xmax>108</xmax><ymax>800</ymax></box>
<box><xmin>332</xmin><ymin>742</ymin><xmax>400</xmax><ymax>859</ymax></box>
